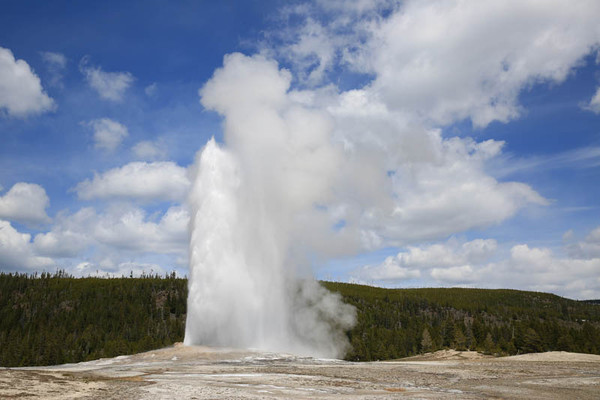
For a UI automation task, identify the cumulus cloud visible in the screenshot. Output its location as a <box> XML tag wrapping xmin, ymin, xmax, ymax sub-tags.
<box><xmin>87</xmin><ymin>118</ymin><xmax>128</xmax><ymax>152</ymax></box>
<box><xmin>317</xmin><ymin>99</ymin><xmax>547</xmax><ymax>252</ymax></box>
<box><xmin>0</xmin><ymin>182</ymin><xmax>50</xmax><ymax>225</ymax></box>
<box><xmin>567</xmin><ymin>227</ymin><xmax>600</xmax><ymax>259</ymax></box>
<box><xmin>355</xmin><ymin>257</ymin><xmax>421</xmax><ymax>282</ymax></box>
<box><xmin>40</xmin><ymin>51</ymin><xmax>67</xmax><ymax>88</ymax></box>
<box><xmin>132</xmin><ymin>140</ymin><xmax>167</xmax><ymax>160</ymax></box>
<box><xmin>0</xmin><ymin>220</ymin><xmax>54</xmax><ymax>270</ymax></box>
<box><xmin>283</xmin><ymin>0</ymin><xmax>600</xmax><ymax>127</ymax></box>
<box><xmin>488</xmin><ymin>243</ymin><xmax>600</xmax><ymax>299</ymax></box>
<box><xmin>80</xmin><ymin>57</ymin><xmax>134</xmax><ymax>101</ymax></box>
<box><xmin>0</xmin><ymin>46</ymin><xmax>55</xmax><ymax>117</ymax></box>
<box><xmin>431</xmin><ymin>265</ymin><xmax>476</xmax><ymax>284</ymax></box>
<box><xmin>55</xmin><ymin>206</ymin><xmax>184</xmax><ymax>252</ymax></box>
<box><xmin>34</xmin><ymin>205</ymin><xmax>187</xmax><ymax>257</ymax></box>
<box><xmin>354</xmin><ymin>230</ymin><xmax>600</xmax><ymax>299</ymax></box>
<box><xmin>353</xmin><ymin>238</ymin><xmax>497</xmax><ymax>283</ymax></box>
<box><xmin>365</xmin><ymin>0</ymin><xmax>600</xmax><ymax>127</ymax></box>
<box><xmin>383</xmin><ymin>134</ymin><xmax>546</xmax><ymax>240</ymax></box>
<box><xmin>31</xmin><ymin>205</ymin><xmax>188</xmax><ymax>273</ymax></box>
<box><xmin>33</xmin><ymin>208</ymin><xmax>95</xmax><ymax>258</ymax></box>
<box><xmin>0</xmin><ymin>165</ymin><xmax>189</xmax><ymax>274</ymax></box>
<box><xmin>75</xmin><ymin>161</ymin><xmax>190</xmax><ymax>203</ymax></box>
<box><xmin>92</xmin><ymin>205</ymin><xmax>188</xmax><ymax>254</ymax></box>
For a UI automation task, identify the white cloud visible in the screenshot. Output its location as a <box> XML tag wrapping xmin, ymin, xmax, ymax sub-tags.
<box><xmin>92</xmin><ymin>204</ymin><xmax>188</xmax><ymax>254</ymax></box>
<box><xmin>132</xmin><ymin>140</ymin><xmax>167</xmax><ymax>160</ymax></box>
<box><xmin>567</xmin><ymin>227</ymin><xmax>600</xmax><ymax>259</ymax></box>
<box><xmin>355</xmin><ymin>256</ymin><xmax>421</xmax><ymax>282</ymax></box>
<box><xmin>33</xmin><ymin>208</ymin><xmax>94</xmax><ymax>258</ymax></box>
<box><xmin>584</xmin><ymin>86</ymin><xmax>600</xmax><ymax>114</ymax></box>
<box><xmin>431</xmin><ymin>265</ymin><xmax>476</xmax><ymax>284</ymax></box>
<box><xmin>40</xmin><ymin>51</ymin><xmax>67</xmax><ymax>88</ymax></box>
<box><xmin>35</xmin><ymin>204</ymin><xmax>187</xmax><ymax>261</ymax></box>
<box><xmin>0</xmin><ymin>46</ymin><xmax>55</xmax><ymax>117</ymax></box>
<box><xmin>75</xmin><ymin>161</ymin><xmax>190</xmax><ymax>202</ymax></box>
<box><xmin>283</xmin><ymin>0</ymin><xmax>600</xmax><ymax>127</ymax></box>
<box><xmin>353</xmin><ymin>238</ymin><xmax>496</xmax><ymax>282</ymax></box>
<box><xmin>353</xmin><ymin>229</ymin><xmax>600</xmax><ymax>299</ymax></box>
<box><xmin>80</xmin><ymin>57</ymin><xmax>134</xmax><ymax>101</ymax></box>
<box><xmin>87</xmin><ymin>118</ymin><xmax>128</xmax><ymax>152</ymax></box>
<box><xmin>320</xmin><ymin>100</ymin><xmax>548</xmax><ymax>249</ymax></box>
<box><xmin>0</xmin><ymin>204</ymin><xmax>182</xmax><ymax>275</ymax></box>
<box><xmin>0</xmin><ymin>220</ymin><xmax>54</xmax><ymax>270</ymax></box>
<box><xmin>0</xmin><ymin>182</ymin><xmax>50</xmax><ymax>225</ymax></box>
<box><xmin>384</xmin><ymin>135</ymin><xmax>547</xmax><ymax>240</ymax></box>
<box><xmin>488</xmin><ymin>243</ymin><xmax>600</xmax><ymax>299</ymax></box>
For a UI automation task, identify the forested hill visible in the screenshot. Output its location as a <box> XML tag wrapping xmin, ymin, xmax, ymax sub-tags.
<box><xmin>0</xmin><ymin>272</ymin><xmax>187</xmax><ymax>367</ymax></box>
<box><xmin>322</xmin><ymin>282</ymin><xmax>600</xmax><ymax>361</ymax></box>
<box><xmin>1</xmin><ymin>273</ymin><xmax>599</xmax><ymax>367</ymax></box>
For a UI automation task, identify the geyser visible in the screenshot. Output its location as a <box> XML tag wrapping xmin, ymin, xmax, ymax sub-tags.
<box><xmin>184</xmin><ymin>53</ymin><xmax>355</xmax><ymax>358</ymax></box>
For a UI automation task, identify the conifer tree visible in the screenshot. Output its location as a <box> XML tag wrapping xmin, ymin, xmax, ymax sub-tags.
<box><xmin>421</xmin><ymin>328</ymin><xmax>433</xmax><ymax>353</ymax></box>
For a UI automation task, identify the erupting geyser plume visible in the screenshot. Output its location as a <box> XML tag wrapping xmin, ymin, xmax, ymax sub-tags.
<box><xmin>184</xmin><ymin>53</ymin><xmax>355</xmax><ymax>358</ymax></box>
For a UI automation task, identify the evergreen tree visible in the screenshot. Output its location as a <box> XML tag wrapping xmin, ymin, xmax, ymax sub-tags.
<box><xmin>483</xmin><ymin>332</ymin><xmax>496</xmax><ymax>355</ymax></box>
<box><xmin>521</xmin><ymin>328</ymin><xmax>543</xmax><ymax>354</ymax></box>
<box><xmin>421</xmin><ymin>328</ymin><xmax>433</xmax><ymax>353</ymax></box>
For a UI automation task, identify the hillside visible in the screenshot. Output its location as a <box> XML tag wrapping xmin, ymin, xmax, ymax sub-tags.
<box><xmin>1</xmin><ymin>273</ymin><xmax>599</xmax><ymax>367</ymax></box>
<box><xmin>322</xmin><ymin>282</ymin><xmax>600</xmax><ymax>361</ymax></box>
<box><xmin>0</xmin><ymin>272</ymin><xmax>186</xmax><ymax>367</ymax></box>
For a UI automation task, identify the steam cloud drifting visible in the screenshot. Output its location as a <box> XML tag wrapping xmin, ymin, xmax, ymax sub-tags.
<box><xmin>185</xmin><ymin>54</ymin><xmax>355</xmax><ymax>358</ymax></box>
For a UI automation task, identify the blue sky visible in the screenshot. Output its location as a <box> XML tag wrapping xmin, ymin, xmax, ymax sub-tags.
<box><xmin>1</xmin><ymin>0</ymin><xmax>600</xmax><ymax>299</ymax></box>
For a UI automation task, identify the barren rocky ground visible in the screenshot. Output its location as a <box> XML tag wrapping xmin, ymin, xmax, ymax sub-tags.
<box><xmin>1</xmin><ymin>345</ymin><xmax>599</xmax><ymax>399</ymax></box>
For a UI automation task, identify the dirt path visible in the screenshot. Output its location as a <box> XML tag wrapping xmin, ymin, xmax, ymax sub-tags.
<box><xmin>2</xmin><ymin>345</ymin><xmax>599</xmax><ymax>399</ymax></box>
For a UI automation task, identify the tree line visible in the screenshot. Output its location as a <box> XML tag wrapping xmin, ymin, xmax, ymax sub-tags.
<box><xmin>1</xmin><ymin>273</ymin><xmax>599</xmax><ymax>366</ymax></box>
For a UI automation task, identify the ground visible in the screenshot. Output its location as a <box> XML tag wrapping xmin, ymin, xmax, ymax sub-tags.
<box><xmin>1</xmin><ymin>345</ymin><xmax>599</xmax><ymax>399</ymax></box>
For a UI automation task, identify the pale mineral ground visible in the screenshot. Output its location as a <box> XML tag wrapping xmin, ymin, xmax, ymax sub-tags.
<box><xmin>1</xmin><ymin>344</ymin><xmax>599</xmax><ymax>399</ymax></box>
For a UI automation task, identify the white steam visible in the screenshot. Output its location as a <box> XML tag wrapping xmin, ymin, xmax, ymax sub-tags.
<box><xmin>184</xmin><ymin>54</ymin><xmax>355</xmax><ymax>358</ymax></box>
